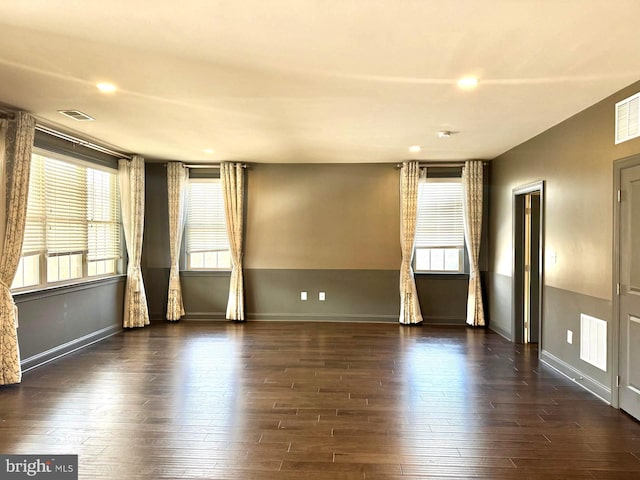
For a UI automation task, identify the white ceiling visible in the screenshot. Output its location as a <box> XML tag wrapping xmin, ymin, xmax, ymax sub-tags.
<box><xmin>1</xmin><ymin>0</ymin><xmax>640</xmax><ymax>163</ymax></box>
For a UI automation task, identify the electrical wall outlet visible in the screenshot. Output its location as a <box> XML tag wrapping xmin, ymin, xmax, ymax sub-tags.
<box><xmin>567</xmin><ymin>329</ymin><xmax>573</xmax><ymax>344</ymax></box>
<box><xmin>300</xmin><ymin>291</ymin><xmax>307</xmax><ymax>301</ymax></box>
<box><xmin>319</xmin><ymin>292</ymin><xmax>325</xmax><ymax>301</ymax></box>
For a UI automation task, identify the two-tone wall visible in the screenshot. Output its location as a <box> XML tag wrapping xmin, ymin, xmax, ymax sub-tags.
<box><xmin>488</xmin><ymin>79</ymin><xmax>640</xmax><ymax>402</ymax></box>
<box><xmin>15</xmin><ymin>278</ymin><xmax>124</xmax><ymax>371</ymax></box>
<box><xmin>143</xmin><ymin>163</ymin><xmax>472</xmax><ymax>324</ymax></box>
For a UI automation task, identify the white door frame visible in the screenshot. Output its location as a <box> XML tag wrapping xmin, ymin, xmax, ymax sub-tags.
<box><xmin>512</xmin><ymin>180</ymin><xmax>545</xmax><ymax>351</ymax></box>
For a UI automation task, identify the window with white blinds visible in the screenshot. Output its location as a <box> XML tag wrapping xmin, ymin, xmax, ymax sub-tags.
<box><xmin>11</xmin><ymin>151</ymin><xmax>122</xmax><ymax>290</ymax></box>
<box><xmin>185</xmin><ymin>179</ymin><xmax>231</xmax><ymax>270</ymax></box>
<box><xmin>414</xmin><ymin>177</ymin><xmax>466</xmax><ymax>273</ymax></box>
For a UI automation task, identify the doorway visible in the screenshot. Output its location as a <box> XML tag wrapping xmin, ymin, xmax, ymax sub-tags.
<box><xmin>614</xmin><ymin>155</ymin><xmax>640</xmax><ymax>421</ymax></box>
<box><xmin>513</xmin><ymin>182</ymin><xmax>544</xmax><ymax>346</ymax></box>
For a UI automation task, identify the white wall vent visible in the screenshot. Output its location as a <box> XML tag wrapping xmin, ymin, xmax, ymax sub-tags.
<box><xmin>580</xmin><ymin>314</ymin><xmax>607</xmax><ymax>371</ymax></box>
<box><xmin>57</xmin><ymin>110</ymin><xmax>94</xmax><ymax>121</ymax></box>
<box><xmin>615</xmin><ymin>92</ymin><xmax>640</xmax><ymax>144</ymax></box>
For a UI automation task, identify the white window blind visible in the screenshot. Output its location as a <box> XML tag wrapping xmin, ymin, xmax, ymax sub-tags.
<box><xmin>22</xmin><ymin>155</ymin><xmax>46</xmax><ymax>255</ymax></box>
<box><xmin>12</xmin><ymin>151</ymin><xmax>121</xmax><ymax>289</ymax></box>
<box><xmin>415</xmin><ymin>177</ymin><xmax>465</xmax><ymax>273</ymax></box>
<box><xmin>44</xmin><ymin>157</ymin><xmax>88</xmax><ymax>255</ymax></box>
<box><xmin>87</xmin><ymin>168</ymin><xmax>121</xmax><ymax>262</ymax></box>
<box><xmin>186</xmin><ymin>179</ymin><xmax>230</xmax><ymax>269</ymax></box>
<box><xmin>415</xmin><ymin>179</ymin><xmax>464</xmax><ymax>248</ymax></box>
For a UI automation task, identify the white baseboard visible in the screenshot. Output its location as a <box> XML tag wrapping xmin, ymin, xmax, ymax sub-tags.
<box><xmin>540</xmin><ymin>349</ymin><xmax>611</xmax><ymax>404</ymax></box>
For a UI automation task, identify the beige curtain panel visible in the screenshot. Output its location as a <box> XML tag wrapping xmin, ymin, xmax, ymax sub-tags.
<box><xmin>166</xmin><ymin>162</ymin><xmax>188</xmax><ymax>321</ymax></box>
<box><xmin>0</xmin><ymin>112</ymin><xmax>36</xmax><ymax>385</ymax></box>
<box><xmin>463</xmin><ymin>160</ymin><xmax>485</xmax><ymax>326</ymax></box>
<box><xmin>221</xmin><ymin>162</ymin><xmax>245</xmax><ymax>321</ymax></box>
<box><xmin>119</xmin><ymin>156</ymin><xmax>150</xmax><ymax>328</ymax></box>
<box><xmin>399</xmin><ymin>161</ymin><xmax>423</xmax><ymax>325</ymax></box>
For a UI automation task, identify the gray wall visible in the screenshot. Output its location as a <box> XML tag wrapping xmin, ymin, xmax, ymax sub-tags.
<box><xmin>488</xmin><ymin>79</ymin><xmax>640</xmax><ymax>402</ymax></box>
<box><xmin>15</xmin><ymin>277</ymin><xmax>125</xmax><ymax>370</ymax></box>
<box><xmin>143</xmin><ymin>163</ymin><xmax>171</xmax><ymax>319</ymax></box>
<box><xmin>143</xmin><ymin>163</ymin><xmax>474</xmax><ymax>324</ymax></box>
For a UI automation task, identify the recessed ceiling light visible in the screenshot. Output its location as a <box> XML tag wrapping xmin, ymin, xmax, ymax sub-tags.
<box><xmin>96</xmin><ymin>82</ymin><xmax>117</xmax><ymax>93</ymax></box>
<box><xmin>408</xmin><ymin>145</ymin><xmax>422</xmax><ymax>153</ymax></box>
<box><xmin>457</xmin><ymin>76</ymin><xmax>479</xmax><ymax>90</ymax></box>
<box><xmin>203</xmin><ymin>148</ymin><xmax>215</xmax><ymax>155</ymax></box>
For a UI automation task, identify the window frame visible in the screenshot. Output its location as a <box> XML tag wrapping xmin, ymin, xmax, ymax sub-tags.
<box><xmin>413</xmin><ymin>172</ymin><xmax>468</xmax><ymax>275</ymax></box>
<box><xmin>414</xmin><ymin>246</ymin><xmax>468</xmax><ymax>275</ymax></box>
<box><xmin>183</xmin><ymin>176</ymin><xmax>231</xmax><ymax>272</ymax></box>
<box><xmin>11</xmin><ymin>147</ymin><xmax>124</xmax><ymax>293</ymax></box>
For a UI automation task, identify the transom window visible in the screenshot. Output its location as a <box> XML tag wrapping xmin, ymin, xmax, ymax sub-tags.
<box><xmin>11</xmin><ymin>150</ymin><xmax>122</xmax><ymax>290</ymax></box>
<box><xmin>414</xmin><ymin>177</ymin><xmax>465</xmax><ymax>273</ymax></box>
<box><xmin>185</xmin><ymin>179</ymin><xmax>231</xmax><ymax>270</ymax></box>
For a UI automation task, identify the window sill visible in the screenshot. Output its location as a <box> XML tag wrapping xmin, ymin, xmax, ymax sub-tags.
<box><xmin>180</xmin><ymin>270</ymin><xmax>231</xmax><ymax>277</ymax></box>
<box><xmin>414</xmin><ymin>272</ymin><xmax>469</xmax><ymax>279</ymax></box>
<box><xmin>12</xmin><ymin>274</ymin><xmax>127</xmax><ymax>303</ymax></box>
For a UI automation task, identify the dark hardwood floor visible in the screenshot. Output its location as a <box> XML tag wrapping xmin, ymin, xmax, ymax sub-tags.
<box><xmin>1</xmin><ymin>321</ymin><xmax>639</xmax><ymax>479</ymax></box>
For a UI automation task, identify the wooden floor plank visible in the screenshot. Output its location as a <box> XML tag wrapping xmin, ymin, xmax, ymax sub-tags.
<box><xmin>1</xmin><ymin>321</ymin><xmax>639</xmax><ymax>479</ymax></box>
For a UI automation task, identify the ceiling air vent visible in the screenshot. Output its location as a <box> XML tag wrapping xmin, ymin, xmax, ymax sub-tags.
<box><xmin>57</xmin><ymin>110</ymin><xmax>95</xmax><ymax>121</ymax></box>
<box><xmin>615</xmin><ymin>92</ymin><xmax>640</xmax><ymax>144</ymax></box>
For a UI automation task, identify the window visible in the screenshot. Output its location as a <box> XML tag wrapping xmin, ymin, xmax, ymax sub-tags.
<box><xmin>185</xmin><ymin>179</ymin><xmax>231</xmax><ymax>270</ymax></box>
<box><xmin>11</xmin><ymin>150</ymin><xmax>122</xmax><ymax>290</ymax></box>
<box><xmin>414</xmin><ymin>177</ymin><xmax>465</xmax><ymax>273</ymax></box>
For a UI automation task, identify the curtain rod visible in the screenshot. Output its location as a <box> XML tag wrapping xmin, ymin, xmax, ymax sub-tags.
<box><xmin>0</xmin><ymin>109</ymin><xmax>130</xmax><ymax>159</ymax></box>
<box><xmin>164</xmin><ymin>163</ymin><xmax>247</xmax><ymax>169</ymax></box>
<box><xmin>395</xmin><ymin>161</ymin><xmax>489</xmax><ymax>168</ymax></box>
<box><xmin>0</xmin><ymin>106</ymin><xmax>16</xmax><ymax>119</ymax></box>
<box><xmin>35</xmin><ymin>124</ymin><xmax>132</xmax><ymax>160</ymax></box>
<box><xmin>396</xmin><ymin>162</ymin><xmax>465</xmax><ymax>168</ymax></box>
